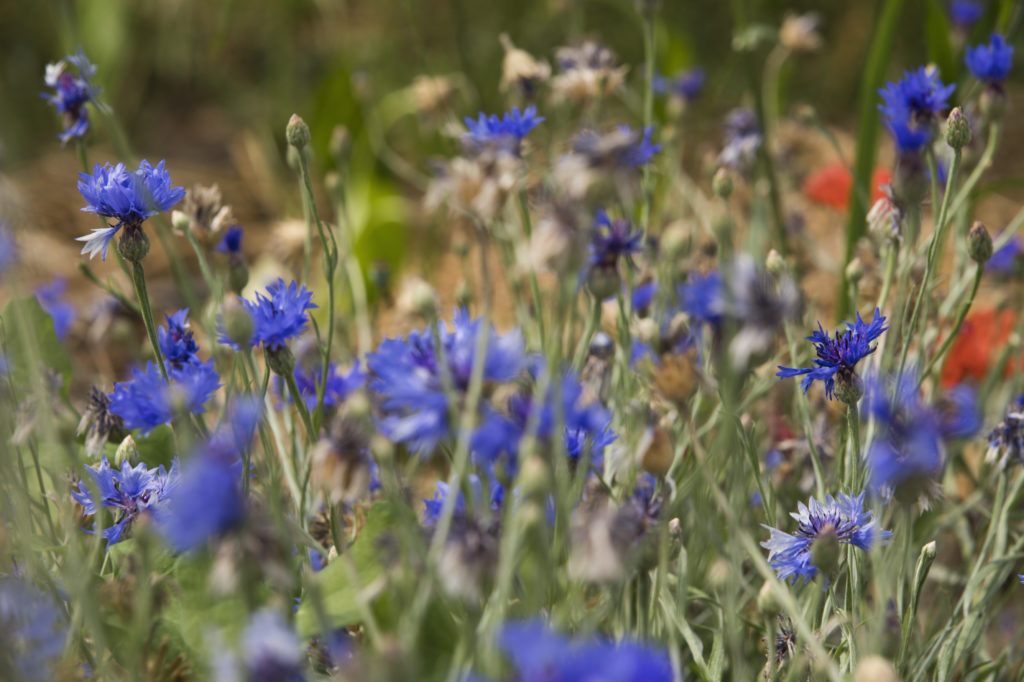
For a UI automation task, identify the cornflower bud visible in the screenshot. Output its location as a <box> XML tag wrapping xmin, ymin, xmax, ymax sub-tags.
<box><xmin>113</xmin><ymin>435</ymin><xmax>138</xmax><ymax>465</ymax></box>
<box><xmin>765</xmin><ymin>248</ymin><xmax>786</xmax><ymax>276</ymax></box>
<box><xmin>286</xmin><ymin>114</ymin><xmax>311</xmax><ymax>150</ymax></box>
<box><xmin>222</xmin><ymin>299</ymin><xmax>254</xmax><ymax>349</ymax></box>
<box><xmin>756</xmin><ymin>581</ymin><xmax>781</xmax><ymax>618</ymax></box>
<box><xmin>712</xmin><ymin>168</ymin><xmax>734</xmax><ymax>199</ymax></box>
<box><xmin>945</xmin><ymin>107</ymin><xmax>971</xmax><ymax>150</ymax></box>
<box><xmin>266</xmin><ymin>344</ymin><xmax>296</xmax><ymax>377</ymax></box>
<box><xmin>968</xmin><ymin>221</ymin><xmax>993</xmax><ymax>263</ymax></box>
<box><xmin>833</xmin><ymin>368</ymin><xmax>864</xmax><ymax>405</ymax></box>
<box><xmin>117</xmin><ymin>226</ymin><xmax>150</xmax><ymax>263</ymax></box>
<box><xmin>845</xmin><ymin>257</ymin><xmax>865</xmax><ymax>284</ymax></box>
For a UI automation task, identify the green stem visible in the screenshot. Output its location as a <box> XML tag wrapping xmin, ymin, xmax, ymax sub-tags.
<box><xmin>918</xmin><ymin>262</ymin><xmax>983</xmax><ymax>389</ymax></box>
<box><xmin>282</xmin><ymin>365</ymin><xmax>317</xmax><ymax>443</ymax></box>
<box><xmin>130</xmin><ymin>260</ymin><xmax>168</xmax><ymax>381</ymax></box>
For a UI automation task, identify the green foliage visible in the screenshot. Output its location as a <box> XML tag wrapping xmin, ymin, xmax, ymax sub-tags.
<box><xmin>0</xmin><ymin>296</ymin><xmax>72</xmax><ymax>398</ymax></box>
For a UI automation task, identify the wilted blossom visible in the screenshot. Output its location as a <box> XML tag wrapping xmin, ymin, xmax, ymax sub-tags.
<box><xmin>718</xmin><ymin>108</ymin><xmax>762</xmax><ymax>171</ymax></box>
<box><xmin>987</xmin><ymin>395</ymin><xmax>1024</xmax><ymax>468</ymax></box>
<box><xmin>0</xmin><ymin>578</ymin><xmax>68</xmax><ymax>681</ymax></box>
<box><xmin>172</xmin><ymin>184</ymin><xmax>236</xmax><ymax>247</ymax></box>
<box><xmin>472</xmin><ymin>619</ymin><xmax>673</xmax><ymax>682</ymax></box>
<box><xmin>425</xmin><ymin>148</ymin><xmax>523</xmax><ymax>221</ymax></box>
<box><xmin>41</xmin><ymin>49</ymin><xmax>100</xmax><ymax>145</ymax></box>
<box><xmin>71</xmin><ymin>456</ymin><xmax>177</xmax><ymax>545</ymax></box>
<box><xmin>76</xmin><ymin>160</ymin><xmax>186</xmax><ymax>260</ymax></box>
<box><xmin>76</xmin><ymin>386</ymin><xmax>125</xmax><ymax>458</ymax></box>
<box><xmin>761</xmin><ymin>492</ymin><xmax>891</xmax><ymax>584</ymax></box>
<box><xmin>551</xmin><ymin>41</ymin><xmax>629</xmax><ymax>102</ymax></box>
<box><xmin>499</xmin><ymin>33</ymin><xmax>551</xmax><ymax>96</ymax></box>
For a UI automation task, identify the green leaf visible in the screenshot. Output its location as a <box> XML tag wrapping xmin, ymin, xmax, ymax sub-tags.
<box><xmin>135</xmin><ymin>424</ymin><xmax>177</xmax><ymax>469</ymax></box>
<box><xmin>295</xmin><ymin>500</ymin><xmax>399</xmax><ymax>637</ymax></box>
<box><xmin>0</xmin><ymin>296</ymin><xmax>72</xmax><ymax>398</ymax></box>
<box><xmin>925</xmin><ymin>0</ymin><xmax>957</xmax><ymax>84</ymax></box>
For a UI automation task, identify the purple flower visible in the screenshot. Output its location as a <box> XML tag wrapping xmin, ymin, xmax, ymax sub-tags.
<box><xmin>215</xmin><ymin>224</ymin><xmax>244</xmax><ymax>254</ymax></box>
<box><xmin>75</xmin><ymin>160</ymin><xmax>186</xmax><ymax>260</ymax></box>
<box><xmin>293</xmin><ymin>362</ymin><xmax>365</xmax><ymax>409</ymax></box>
<box><xmin>654</xmin><ymin>68</ymin><xmax>706</xmax><ymax>101</ymax></box>
<box><xmin>34</xmin><ymin>277</ymin><xmax>75</xmax><ymax>340</ymax></box>
<box><xmin>966</xmin><ymin>34</ymin><xmax>1014</xmax><ymax>84</ymax></box>
<box><xmin>616</xmin><ymin>125</ymin><xmax>662</xmax><ymax>166</ymax></box>
<box><xmin>109</xmin><ymin>359</ymin><xmax>221</xmax><ymax>434</ymax></box>
<box><xmin>422</xmin><ymin>474</ymin><xmax>503</xmax><ymax>526</ymax></box>
<box><xmin>224</xmin><ymin>279</ymin><xmax>316</xmax><ymax>351</ymax></box>
<box><xmin>158</xmin><ymin>309</ymin><xmax>200</xmax><ymax>368</ymax></box>
<box><xmin>71</xmin><ymin>457</ymin><xmax>177</xmax><ymax>544</ymax></box>
<box><xmin>949</xmin><ymin>1</ymin><xmax>983</xmax><ymax>30</ymax></box>
<box><xmin>464</xmin><ymin>105</ymin><xmax>544</xmax><ymax>153</ymax></box>
<box><xmin>41</xmin><ymin>49</ymin><xmax>99</xmax><ymax>145</ymax></box>
<box><xmin>588</xmin><ymin>210</ymin><xmax>643</xmax><ymax>268</ymax></box>
<box><xmin>777</xmin><ymin>308</ymin><xmax>888</xmax><ymax>400</ymax></box>
<box><xmin>761</xmin><ymin>492</ymin><xmax>891</xmax><ymax>584</ymax></box>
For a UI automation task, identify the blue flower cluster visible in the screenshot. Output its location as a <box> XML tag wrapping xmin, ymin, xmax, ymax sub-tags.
<box><xmin>72</xmin><ymin>457</ymin><xmax>177</xmax><ymax>545</ymax></box>
<box><xmin>966</xmin><ymin>34</ymin><xmax>1014</xmax><ymax>84</ymax></box>
<box><xmin>464</xmin><ymin>105</ymin><xmax>544</xmax><ymax>153</ymax></box>
<box><xmin>878</xmin><ymin>67</ymin><xmax>955</xmax><ymax>153</ymax></box>
<box><xmin>367</xmin><ymin>309</ymin><xmax>526</xmax><ymax>455</ymax></box>
<box><xmin>588</xmin><ymin>209</ymin><xmax>643</xmax><ymax>269</ymax></box>
<box><xmin>76</xmin><ymin>160</ymin><xmax>186</xmax><ymax>260</ymax></box>
<box><xmin>226</xmin><ymin>279</ymin><xmax>316</xmax><ymax>351</ymax></box>
<box><xmin>777</xmin><ymin>308</ymin><xmax>887</xmax><ymax>400</ymax></box>
<box><xmin>293</xmin><ymin>362</ymin><xmax>366</xmax><ymax>409</ymax></box>
<box><xmin>41</xmin><ymin>49</ymin><xmax>99</xmax><ymax>145</ymax></box>
<box><xmin>0</xmin><ymin>577</ymin><xmax>68</xmax><ymax>680</ymax></box>
<box><xmin>158</xmin><ymin>309</ymin><xmax>200</xmax><ymax>368</ymax></box>
<box><xmin>471</xmin><ymin>619</ymin><xmax>673</xmax><ymax>682</ymax></box>
<box><xmin>864</xmin><ymin>374</ymin><xmax>980</xmax><ymax>497</ymax></box>
<box><xmin>653</xmin><ymin>67</ymin><xmax>705</xmax><ymax>102</ymax></box>
<box><xmin>761</xmin><ymin>492</ymin><xmax>891</xmax><ymax>584</ymax></box>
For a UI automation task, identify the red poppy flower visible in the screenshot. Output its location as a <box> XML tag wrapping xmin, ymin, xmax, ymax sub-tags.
<box><xmin>803</xmin><ymin>161</ymin><xmax>892</xmax><ymax>211</ymax></box>
<box><xmin>941</xmin><ymin>308</ymin><xmax>1022</xmax><ymax>387</ymax></box>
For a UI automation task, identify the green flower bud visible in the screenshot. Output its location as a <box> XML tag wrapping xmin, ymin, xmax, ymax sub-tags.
<box><xmin>833</xmin><ymin>368</ymin><xmax>864</xmax><ymax>406</ymax></box>
<box><xmin>756</xmin><ymin>581</ymin><xmax>782</xmax><ymax>618</ymax></box>
<box><xmin>117</xmin><ymin>226</ymin><xmax>150</xmax><ymax>263</ymax></box>
<box><xmin>968</xmin><ymin>221</ymin><xmax>993</xmax><ymax>264</ymax></box>
<box><xmin>266</xmin><ymin>344</ymin><xmax>296</xmax><ymax>376</ymax></box>
<box><xmin>586</xmin><ymin>263</ymin><xmax>621</xmax><ymax>301</ymax></box>
<box><xmin>712</xmin><ymin>168</ymin><xmax>734</xmax><ymax>199</ymax></box>
<box><xmin>114</xmin><ymin>435</ymin><xmax>138</xmax><ymax>466</ymax></box>
<box><xmin>945</xmin><ymin>107</ymin><xmax>971</xmax><ymax>150</ymax></box>
<box><xmin>222</xmin><ymin>300</ymin><xmax>253</xmax><ymax>349</ymax></box>
<box><xmin>286</xmin><ymin>113</ymin><xmax>311</xmax><ymax>150</ymax></box>
<box><xmin>765</xmin><ymin>249</ymin><xmax>787</xmax><ymax>276</ymax></box>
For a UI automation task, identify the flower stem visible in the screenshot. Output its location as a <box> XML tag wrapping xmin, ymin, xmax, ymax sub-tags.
<box><xmin>129</xmin><ymin>260</ymin><xmax>168</xmax><ymax>381</ymax></box>
<box><xmin>282</xmin><ymin>365</ymin><xmax>317</xmax><ymax>443</ymax></box>
<box><xmin>918</xmin><ymin>262</ymin><xmax>983</xmax><ymax>390</ymax></box>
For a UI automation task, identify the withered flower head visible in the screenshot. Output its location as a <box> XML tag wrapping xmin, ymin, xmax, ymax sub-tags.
<box><xmin>77</xmin><ymin>386</ymin><xmax>125</xmax><ymax>458</ymax></box>
<box><xmin>551</xmin><ymin>41</ymin><xmax>628</xmax><ymax>103</ymax></box>
<box><xmin>499</xmin><ymin>34</ymin><xmax>551</xmax><ymax>97</ymax></box>
<box><xmin>172</xmin><ymin>184</ymin><xmax>236</xmax><ymax>248</ymax></box>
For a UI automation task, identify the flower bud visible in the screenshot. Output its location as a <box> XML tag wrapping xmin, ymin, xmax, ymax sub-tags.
<box><xmin>286</xmin><ymin>114</ymin><xmax>311</xmax><ymax>150</ymax></box>
<box><xmin>712</xmin><ymin>168</ymin><xmax>734</xmax><ymax>199</ymax></box>
<box><xmin>222</xmin><ymin>300</ymin><xmax>254</xmax><ymax>349</ymax></box>
<box><xmin>765</xmin><ymin>249</ymin><xmax>786</xmax><ymax>276</ymax></box>
<box><xmin>370</xmin><ymin>434</ymin><xmax>394</xmax><ymax>464</ymax></box>
<box><xmin>171</xmin><ymin>210</ymin><xmax>191</xmax><ymax>235</ymax></box>
<box><xmin>845</xmin><ymin>257</ymin><xmax>865</xmax><ymax>285</ymax></box>
<box><xmin>810</xmin><ymin>523</ymin><xmax>840</xmax><ymax>575</ymax></box>
<box><xmin>833</xmin><ymin>368</ymin><xmax>864</xmax><ymax>405</ymax></box>
<box><xmin>756</xmin><ymin>581</ymin><xmax>781</xmax><ymax>618</ymax></box>
<box><xmin>518</xmin><ymin>452</ymin><xmax>549</xmax><ymax>498</ymax></box>
<box><xmin>266</xmin><ymin>344</ymin><xmax>296</xmax><ymax>377</ymax></box>
<box><xmin>228</xmin><ymin>261</ymin><xmax>250</xmax><ymax>295</ymax></box>
<box><xmin>586</xmin><ymin>263</ymin><xmax>621</xmax><ymax>301</ymax></box>
<box><xmin>114</xmin><ymin>435</ymin><xmax>138</xmax><ymax>466</ymax></box>
<box><xmin>117</xmin><ymin>226</ymin><xmax>150</xmax><ymax>263</ymax></box>
<box><xmin>968</xmin><ymin>221</ymin><xmax>993</xmax><ymax>264</ymax></box>
<box><xmin>945</xmin><ymin>107</ymin><xmax>971</xmax><ymax>150</ymax></box>
<box><xmin>659</xmin><ymin>221</ymin><xmax>689</xmax><ymax>260</ymax></box>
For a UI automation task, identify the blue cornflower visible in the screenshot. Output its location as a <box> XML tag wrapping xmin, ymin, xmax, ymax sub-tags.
<box><xmin>653</xmin><ymin>67</ymin><xmax>706</xmax><ymax>102</ymax></box>
<box><xmin>679</xmin><ymin>270</ymin><xmax>725</xmax><ymax>325</ymax></box>
<box><xmin>588</xmin><ymin>210</ymin><xmax>643</xmax><ymax>268</ymax></box>
<box><xmin>479</xmin><ymin>619</ymin><xmax>673</xmax><ymax>682</ymax></box>
<box><xmin>777</xmin><ymin>308</ymin><xmax>888</xmax><ymax>400</ymax></box>
<box><xmin>966</xmin><ymin>34</ymin><xmax>1014</xmax><ymax>84</ymax></box>
<box><xmin>71</xmin><ymin>457</ymin><xmax>176</xmax><ymax>544</ymax></box>
<box><xmin>464</xmin><ymin>105</ymin><xmax>544</xmax><ymax>153</ymax></box>
<box><xmin>949</xmin><ymin>1</ymin><xmax>983</xmax><ymax>29</ymax></box>
<box><xmin>34</xmin><ymin>277</ymin><xmax>75</xmax><ymax>340</ymax></box>
<box><xmin>883</xmin><ymin>100</ymin><xmax>933</xmax><ymax>153</ymax></box>
<box><xmin>879</xmin><ymin>67</ymin><xmax>955</xmax><ymax>122</ymax></box>
<box><xmin>225</xmin><ymin>279</ymin><xmax>316</xmax><ymax>351</ymax></box>
<box><xmin>215</xmin><ymin>224</ymin><xmax>244</xmax><ymax>254</ymax></box>
<box><xmin>0</xmin><ymin>578</ymin><xmax>68</xmax><ymax>681</ymax></box>
<box><xmin>864</xmin><ymin>374</ymin><xmax>980</xmax><ymax>497</ymax></box>
<box><xmin>109</xmin><ymin>359</ymin><xmax>221</xmax><ymax>434</ymax></box>
<box><xmin>617</xmin><ymin>125</ymin><xmax>662</xmax><ymax>166</ymax></box>
<box><xmin>76</xmin><ymin>159</ymin><xmax>186</xmax><ymax>260</ymax></box>
<box><xmin>987</xmin><ymin>235</ymin><xmax>1023</xmax><ymax>274</ymax></box>
<box><xmin>987</xmin><ymin>395</ymin><xmax>1024</xmax><ymax>468</ymax></box>
<box><xmin>293</xmin><ymin>362</ymin><xmax>365</xmax><ymax>409</ymax></box>
<box><xmin>41</xmin><ymin>49</ymin><xmax>100</xmax><ymax>145</ymax></box>
<box><xmin>158</xmin><ymin>309</ymin><xmax>200</xmax><ymax>367</ymax></box>
<box><xmin>422</xmin><ymin>475</ymin><xmax>504</xmax><ymax>526</ymax></box>
<box><xmin>761</xmin><ymin>492</ymin><xmax>891</xmax><ymax>584</ymax></box>
<box><xmin>366</xmin><ymin>310</ymin><xmax>526</xmax><ymax>455</ymax></box>
<box><xmin>0</xmin><ymin>222</ymin><xmax>17</xmax><ymax>273</ymax></box>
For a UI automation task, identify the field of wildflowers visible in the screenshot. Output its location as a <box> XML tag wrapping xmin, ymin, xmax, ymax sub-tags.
<box><xmin>3</xmin><ymin>1</ymin><xmax>1024</xmax><ymax>680</ymax></box>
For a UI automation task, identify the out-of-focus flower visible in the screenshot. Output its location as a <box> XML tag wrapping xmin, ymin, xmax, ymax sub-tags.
<box><xmin>223</xmin><ymin>279</ymin><xmax>316</xmax><ymax>351</ymax></box>
<box><xmin>34</xmin><ymin>277</ymin><xmax>75</xmax><ymax>340</ymax></box>
<box><xmin>0</xmin><ymin>577</ymin><xmax>68</xmax><ymax>681</ymax></box>
<box><xmin>425</xmin><ymin>148</ymin><xmax>523</xmax><ymax>221</ymax></box>
<box><xmin>941</xmin><ymin>309</ymin><xmax>1023</xmax><ymax>386</ymax></box>
<box><xmin>718</xmin><ymin>108</ymin><xmax>762</xmax><ymax>171</ymax></box>
<box><xmin>171</xmin><ymin>184</ymin><xmax>235</xmax><ymax>248</ymax></box>
<box><xmin>72</xmin><ymin>456</ymin><xmax>176</xmax><ymax>544</ymax></box>
<box><xmin>464</xmin><ymin>106</ymin><xmax>544</xmax><ymax>155</ymax></box>
<box><xmin>0</xmin><ymin>223</ymin><xmax>17</xmax><ymax>273</ymax></box>
<box><xmin>293</xmin><ymin>362</ymin><xmax>365</xmax><ymax>410</ymax></box>
<box><xmin>986</xmin><ymin>235</ymin><xmax>1022</xmax><ymax>275</ymax></box>
<box><xmin>966</xmin><ymin>34</ymin><xmax>1014</xmax><ymax>85</ymax></box>
<box><xmin>761</xmin><ymin>491</ymin><xmax>890</xmax><ymax>584</ymax></box>
<box><xmin>551</xmin><ymin>41</ymin><xmax>629</xmax><ymax>103</ymax></box>
<box><xmin>437</xmin><ymin>515</ymin><xmax>499</xmax><ymax>600</ymax></box>
<box><xmin>367</xmin><ymin>310</ymin><xmax>526</xmax><ymax>456</ymax></box>
<box><xmin>241</xmin><ymin>610</ymin><xmax>307</xmax><ymax>682</ymax></box>
<box><xmin>949</xmin><ymin>1</ymin><xmax>983</xmax><ymax>31</ymax></box>
<box><xmin>41</xmin><ymin>49</ymin><xmax>99</xmax><ymax>145</ymax></box>
<box><xmin>76</xmin><ymin>160</ymin><xmax>185</xmax><ymax>261</ymax></box>
<box><xmin>422</xmin><ymin>475</ymin><xmax>503</xmax><ymax>527</ymax></box>
<box><xmin>724</xmin><ymin>257</ymin><xmax>802</xmax><ymax>369</ymax></box>
<box><xmin>777</xmin><ymin>308</ymin><xmax>888</xmax><ymax>401</ymax></box>
<box><xmin>779</xmin><ymin>13</ymin><xmax>822</xmax><ymax>52</ymax></box>
<box><xmin>802</xmin><ymin>161</ymin><xmax>892</xmax><ymax>211</ymax></box>
<box><xmin>215</xmin><ymin>224</ymin><xmax>244</xmax><ymax>255</ymax></box>
<box><xmin>109</xmin><ymin>360</ymin><xmax>221</xmax><ymax>434</ymax></box>
<box><xmin>583</xmin><ymin>210</ymin><xmax>643</xmax><ymax>298</ymax></box>
<box><xmin>879</xmin><ymin>67</ymin><xmax>955</xmax><ymax>121</ymax></box>
<box><xmin>475</xmin><ymin>619</ymin><xmax>673</xmax><ymax>682</ymax></box>
<box><xmin>499</xmin><ymin>34</ymin><xmax>550</xmax><ymax>96</ymax></box>
<box><xmin>410</xmin><ymin>75</ymin><xmax>457</xmax><ymax>116</ymax></box>
<box><xmin>77</xmin><ymin>386</ymin><xmax>125</xmax><ymax>458</ymax></box>
<box><xmin>653</xmin><ymin>68</ymin><xmax>705</xmax><ymax>102</ymax></box>
<box><xmin>310</xmin><ymin>415</ymin><xmax>374</xmax><ymax>505</ymax></box>
<box><xmin>987</xmin><ymin>395</ymin><xmax>1024</xmax><ymax>468</ymax></box>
